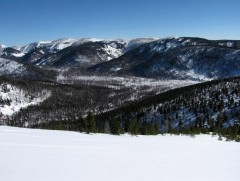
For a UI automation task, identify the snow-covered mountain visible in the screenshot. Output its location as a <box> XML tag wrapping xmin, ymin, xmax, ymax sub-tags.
<box><xmin>0</xmin><ymin>44</ymin><xmax>6</xmax><ymax>55</ymax></box>
<box><xmin>0</xmin><ymin>38</ymin><xmax>157</xmax><ymax>68</ymax></box>
<box><xmin>1</xmin><ymin>37</ymin><xmax>240</xmax><ymax>80</ymax></box>
<box><xmin>31</xmin><ymin>40</ymin><xmax>128</xmax><ymax>68</ymax></box>
<box><xmin>20</xmin><ymin>38</ymin><xmax>78</xmax><ymax>54</ymax></box>
<box><xmin>1</xmin><ymin>47</ymin><xmax>25</xmax><ymax>59</ymax></box>
<box><xmin>17</xmin><ymin>37</ymin><xmax>156</xmax><ymax>55</ymax></box>
<box><xmin>0</xmin><ymin>57</ymin><xmax>57</xmax><ymax>80</ymax></box>
<box><xmin>89</xmin><ymin>37</ymin><xmax>240</xmax><ymax>80</ymax></box>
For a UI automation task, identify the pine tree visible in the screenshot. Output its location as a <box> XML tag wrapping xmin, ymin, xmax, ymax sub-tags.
<box><xmin>216</xmin><ymin>112</ymin><xmax>223</xmax><ymax>134</ymax></box>
<box><xmin>128</xmin><ymin>119</ymin><xmax>140</xmax><ymax>135</ymax></box>
<box><xmin>86</xmin><ymin>112</ymin><xmax>97</xmax><ymax>133</ymax></box>
<box><xmin>148</xmin><ymin>123</ymin><xmax>159</xmax><ymax>135</ymax></box>
<box><xmin>109</xmin><ymin>116</ymin><xmax>120</xmax><ymax>135</ymax></box>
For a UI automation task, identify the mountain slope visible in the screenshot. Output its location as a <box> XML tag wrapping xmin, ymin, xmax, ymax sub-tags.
<box><xmin>0</xmin><ymin>44</ymin><xmax>6</xmax><ymax>55</ymax></box>
<box><xmin>0</xmin><ymin>82</ymin><xmax>50</xmax><ymax>120</ymax></box>
<box><xmin>95</xmin><ymin>76</ymin><xmax>240</xmax><ymax>139</ymax></box>
<box><xmin>1</xmin><ymin>37</ymin><xmax>240</xmax><ymax>80</ymax></box>
<box><xmin>20</xmin><ymin>38</ymin><xmax>77</xmax><ymax>54</ymax></box>
<box><xmin>0</xmin><ymin>58</ymin><xmax>57</xmax><ymax>80</ymax></box>
<box><xmin>1</xmin><ymin>47</ymin><xmax>25</xmax><ymax>60</ymax></box>
<box><xmin>0</xmin><ymin>38</ymin><xmax>157</xmax><ymax>69</ymax></box>
<box><xmin>89</xmin><ymin>37</ymin><xmax>240</xmax><ymax>80</ymax></box>
<box><xmin>0</xmin><ymin>76</ymin><xmax>195</xmax><ymax>126</ymax></box>
<box><xmin>33</xmin><ymin>40</ymin><xmax>127</xmax><ymax>68</ymax></box>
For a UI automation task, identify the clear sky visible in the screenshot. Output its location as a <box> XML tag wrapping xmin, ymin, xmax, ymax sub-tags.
<box><xmin>1</xmin><ymin>0</ymin><xmax>239</xmax><ymax>46</ymax></box>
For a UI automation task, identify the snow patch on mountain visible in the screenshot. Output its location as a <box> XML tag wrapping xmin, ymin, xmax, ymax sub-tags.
<box><xmin>124</xmin><ymin>38</ymin><xmax>158</xmax><ymax>52</ymax></box>
<box><xmin>110</xmin><ymin>67</ymin><xmax>122</xmax><ymax>72</ymax></box>
<box><xmin>11</xmin><ymin>52</ymin><xmax>25</xmax><ymax>57</ymax></box>
<box><xmin>103</xmin><ymin>44</ymin><xmax>123</xmax><ymax>60</ymax></box>
<box><xmin>185</xmin><ymin>70</ymin><xmax>213</xmax><ymax>81</ymax></box>
<box><xmin>218</xmin><ymin>42</ymin><xmax>234</xmax><ymax>48</ymax></box>
<box><xmin>151</xmin><ymin>37</ymin><xmax>183</xmax><ymax>53</ymax></box>
<box><xmin>70</xmin><ymin>38</ymin><xmax>104</xmax><ymax>47</ymax></box>
<box><xmin>0</xmin><ymin>44</ymin><xmax>6</xmax><ymax>55</ymax></box>
<box><xmin>19</xmin><ymin>39</ymin><xmax>79</xmax><ymax>54</ymax></box>
<box><xmin>0</xmin><ymin>83</ymin><xmax>51</xmax><ymax>117</ymax></box>
<box><xmin>20</xmin><ymin>42</ymin><xmax>43</xmax><ymax>53</ymax></box>
<box><xmin>46</xmin><ymin>38</ymin><xmax>76</xmax><ymax>52</ymax></box>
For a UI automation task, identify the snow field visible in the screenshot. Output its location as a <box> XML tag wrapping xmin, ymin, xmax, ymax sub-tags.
<box><xmin>0</xmin><ymin>126</ymin><xmax>239</xmax><ymax>181</ymax></box>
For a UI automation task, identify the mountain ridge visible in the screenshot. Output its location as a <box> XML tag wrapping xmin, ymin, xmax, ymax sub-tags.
<box><xmin>0</xmin><ymin>37</ymin><xmax>240</xmax><ymax>81</ymax></box>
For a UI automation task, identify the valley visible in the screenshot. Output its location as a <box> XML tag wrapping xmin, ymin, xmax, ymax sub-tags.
<box><xmin>0</xmin><ymin>37</ymin><xmax>239</xmax><ymax>140</ymax></box>
<box><xmin>1</xmin><ymin>1</ymin><xmax>239</xmax><ymax>181</ymax></box>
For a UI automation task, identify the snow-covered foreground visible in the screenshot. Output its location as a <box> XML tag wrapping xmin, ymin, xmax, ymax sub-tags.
<box><xmin>0</xmin><ymin>126</ymin><xmax>239</xmax><ymax>181</ymax></box>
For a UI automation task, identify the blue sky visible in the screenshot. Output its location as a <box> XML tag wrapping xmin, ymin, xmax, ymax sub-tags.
<box><xmin>1</xmin><ymin>0</ymin><xmax>239</xmax><ymax>46</ymax></box>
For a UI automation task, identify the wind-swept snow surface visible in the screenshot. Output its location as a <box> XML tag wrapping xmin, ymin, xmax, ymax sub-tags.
<box><xmin>0</xmin><ymin>126</ymin><xmax>239</xmax><ymax>181</ymax></box>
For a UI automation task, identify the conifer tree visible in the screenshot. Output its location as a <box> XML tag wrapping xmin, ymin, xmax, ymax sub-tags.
<box><xmin>216</xmin><ymin>113</ymin><xmax>223</xmax><ymax>134</ymax></box>
<box><xmin>109</xmin><ymin>116</ymin><xmax>120</xmax><ymax>135</ymax></box>
<box><xmin>86</xmin><ymin>112</ymin><xmax>97</xmax><ymax>133</ymax></box>
<box><xmin>128</xmin><ymin>119</ymin><xmax>140</xmax><ymax>135</ymax></box>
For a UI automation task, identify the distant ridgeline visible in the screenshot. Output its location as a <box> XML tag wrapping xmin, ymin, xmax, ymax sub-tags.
<box><xmin>35</xmin><ymin>76</ymin><xmax>240</xmax><ymax>141</ymax></box>
<box><xmin>1</xmin><ymin>37</ymin><xmax>240</xmax><ymax>81</ymax></box>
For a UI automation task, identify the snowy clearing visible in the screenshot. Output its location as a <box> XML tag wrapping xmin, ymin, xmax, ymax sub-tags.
<box><xmin>0</xmin><ymin>126</ymin><xmax>239</xmax><ymax>181</ymax></box>
<box><xmin>57</xmin><ymin>75</ymin><xmax>198</xmax><ymax>90</ymax></box>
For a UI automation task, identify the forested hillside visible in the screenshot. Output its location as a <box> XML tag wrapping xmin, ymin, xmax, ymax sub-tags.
<box><xmin>35</xmin><ymin>77</ymin><xmax>240</xmax><ymax>141</ymax></box>
<box><xmin>1</xmin><ymin>75</ymin><xmax>239</xmax><ymax>141</ymax></box>
<box><xmin>1</xmin><ymin>76</ymin><xmax>186</xmax><ymax>126</ymax></box>
<box><xmin>95</xmin><ymin>77</ymin><xmax>240</xmax><ymax>140</ymax></box>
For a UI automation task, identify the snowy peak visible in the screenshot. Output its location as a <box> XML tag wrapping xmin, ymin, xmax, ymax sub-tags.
<box><xmin>19</xmin><ymin>38</ymin><xmax>110</xmax><ymax>54</ymax></box>
<box><xmin>0</xmin><ymin>44</ymin><xmax>6</xmax><ymax>49</ymax></box>
<box><xmin>1</xmin><ymin>47</ymin><xmax>25</xmax><ymax>58</ymax></box>
<box><xmin>10</xmin><ymin>38</ymin><xmax>131</xmax><ymax>68</ymax></box>
<box><xmin>0</xmin><ymin>44</ymin><xmax>6</xmax><ymax>55</ymax></box>
<box><xmin>13</xmin><ymin>38</ymin><xmax>157</xmax><ymax>55</ymax></box>
<box><xmin>20</xmin><ymin>39</ymin><xmax>76</xmax><ymax>54</ymax></box>
<box><xmin>47</xmin><ymin>38</ymin><xmax>76</xmax><ymax>52</ymax></box>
